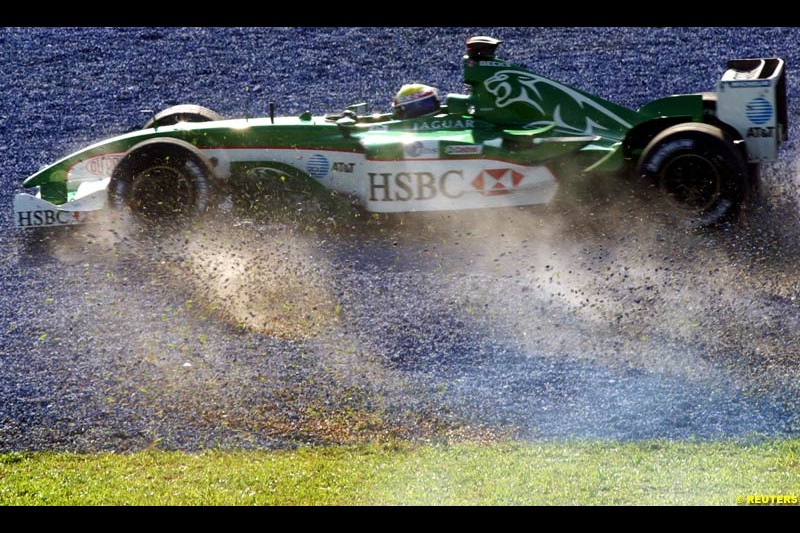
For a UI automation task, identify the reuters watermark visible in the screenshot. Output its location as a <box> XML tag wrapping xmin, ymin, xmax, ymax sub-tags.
<box><xmin>736</xmin><ymin>494</ymin><xmax>799</xmax><ymax>505</ymax></box>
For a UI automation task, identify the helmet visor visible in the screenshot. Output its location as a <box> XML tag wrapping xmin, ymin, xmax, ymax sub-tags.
<box><xmin>395</xmin><ymin>93</ymin><xmax>439</xmax><ymax>119</ymax></box>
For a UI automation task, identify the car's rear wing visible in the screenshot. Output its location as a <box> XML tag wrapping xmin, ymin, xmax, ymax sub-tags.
<box><xmin>716</xmin><ymin>58</ymin><xmax>787</xmax><ymax>163</ymax></box>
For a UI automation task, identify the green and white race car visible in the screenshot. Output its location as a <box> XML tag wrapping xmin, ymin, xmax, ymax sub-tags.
<box><xmin>13</xmin><ymin>36</ymin><xmax>787</xmax><ymax>230</ymax></box>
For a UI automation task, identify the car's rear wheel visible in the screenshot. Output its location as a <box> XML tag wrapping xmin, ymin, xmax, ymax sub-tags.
<box><xmin>143</xmin><ymin>104</ymin><xmax>222</xmax><ymax>129</ymax></box>
<box><xmin>637</xmin><ymin>122</ymin><xmax>749</xmax><ymax>228</ymax></box>
<box><xmin>108</xmin><ymin>138</ymin><xmax>214</xmax><ymax>222</ymax></box>
<box><xmin>699</xmin><ymin>91</ymin><xmax>761</xmax><ymax>194</ymax></box>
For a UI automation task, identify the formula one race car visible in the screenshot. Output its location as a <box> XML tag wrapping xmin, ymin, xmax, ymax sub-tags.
<box><xmin>13</xmin><ymin>36</ymin><xmax>788</xmax><ymax>230</ymax></box>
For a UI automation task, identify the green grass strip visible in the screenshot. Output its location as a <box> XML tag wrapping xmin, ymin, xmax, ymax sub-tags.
<box><xmin>2</xmin><ymin>440</ymin><xmax>799</xmax><ymax>505</ymax></box>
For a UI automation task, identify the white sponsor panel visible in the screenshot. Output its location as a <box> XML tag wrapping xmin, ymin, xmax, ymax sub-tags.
<box><xmin>361</xmin><ymin>159</ymin><xmax>557</xmax><ymax>213</ymax></box>
<box><xmin>211</xmin><ymin>149</ymin><xmax>555</xmax><ymax>211</ymax></box>
<box><xmin>208</xmin><ymin>148</ymin><xmax>364</xmax><ymax>197</ymax></box>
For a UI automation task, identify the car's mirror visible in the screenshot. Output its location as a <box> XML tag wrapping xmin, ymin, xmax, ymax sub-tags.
<box><xmin>346</xmin><ymin>102</ymin><xmax>368</xmax><ymax>116</ymax></box>
<box><xmin>336</xmin><ymin>116</ymin><xmax>357</xmax><ymax>138</ymax></box>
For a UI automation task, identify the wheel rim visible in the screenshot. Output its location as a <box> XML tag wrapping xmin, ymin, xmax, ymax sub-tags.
<box><xmin>130</xmin><ymin>164</ymin><xmax>196</xmax><ymax>219</ymax></box>
<box><xmin>659</xmin><ymin>153</ymin><xmax>722</xmax><ymax>212</ymax></box>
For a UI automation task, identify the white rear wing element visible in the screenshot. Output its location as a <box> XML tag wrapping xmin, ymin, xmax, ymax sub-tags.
<box><xmin>717</xmin><ymin>58</ymin><xmax>787</xmax><ymax>163</ymax></box>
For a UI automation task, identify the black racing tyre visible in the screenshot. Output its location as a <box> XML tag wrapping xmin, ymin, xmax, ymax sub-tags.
<box><xmin>108</xmin><ymin>138</ymin><xmax>214</xmax><ymax>222</ymax></box>
<box><xmin>637</xmin><ymin>122</ymin><xmax>749</xmax><ymax>228</ymax></box>
<box><xmin>143</xmin><ymin>104</ymin><xmax>222</xmax><ymax>129</ymax></box>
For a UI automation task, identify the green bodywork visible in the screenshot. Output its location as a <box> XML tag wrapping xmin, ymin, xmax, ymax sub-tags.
<box><xmin>20</xmin><ymin>44</ymin><xmax>706</xmax><ymax>209</ymax></box>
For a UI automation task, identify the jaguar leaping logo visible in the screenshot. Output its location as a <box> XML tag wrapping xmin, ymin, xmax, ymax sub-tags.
<box><xmin>484</xmin><ymin>70</ymin><xmax>633</xmax><ymax>136</ymax></box>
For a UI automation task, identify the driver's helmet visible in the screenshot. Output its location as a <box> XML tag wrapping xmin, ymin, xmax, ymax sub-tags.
<box><xmin>392</xmin><ymin>84</ymin><xmax>441</xmax><ymax>119</ymax></box>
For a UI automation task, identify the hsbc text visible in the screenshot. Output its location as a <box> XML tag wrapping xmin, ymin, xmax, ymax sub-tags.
<box><xmin>368</xmin><ymin>171</ymin><xmax>464</xmax><ymax>202</ymax></box>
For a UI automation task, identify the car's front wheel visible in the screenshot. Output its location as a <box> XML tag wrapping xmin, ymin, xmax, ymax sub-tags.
<box><xmin>637</xmin><ymin>122</ymin><xmax>749</xmax><ymax>228</ymax></box>
<box><xmin>108</xmin><ymin>138</ymin><xmax>215</xmax><ymax>223</ymax></box>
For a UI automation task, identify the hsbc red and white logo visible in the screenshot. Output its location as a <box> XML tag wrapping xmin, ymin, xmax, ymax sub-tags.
<box><xmin>471</xmin><ymin>168</ymin><xmax>524</xmax><ymax>196</ymax></box>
